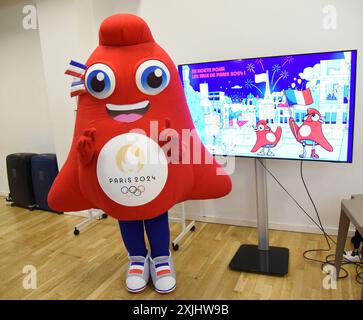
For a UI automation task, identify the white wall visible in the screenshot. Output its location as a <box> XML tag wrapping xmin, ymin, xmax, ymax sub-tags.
<box><xmin>33</xmin><ymin>0</ymin><xmax>140</xmax><ymax>216</ymax></box>
<box><xmin>1</xmin><ymin>0</ymin><xmax>362</xmax><ymax>233</ymax></box>
<box><xmin>35</xmin><ymin>0</ymin><xmax>141</xmax><ymax>167</ymax></box>
<box><xmin>0</xmin><ymin>0</ymin><xmax>55</xmax><ymax>194</ymax></box>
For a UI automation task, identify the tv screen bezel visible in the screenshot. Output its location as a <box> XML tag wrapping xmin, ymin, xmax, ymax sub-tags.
<box><xmin>178</xmin><ymin>49</ymin><xmax>358</xmax><ymax>164</ymax></box>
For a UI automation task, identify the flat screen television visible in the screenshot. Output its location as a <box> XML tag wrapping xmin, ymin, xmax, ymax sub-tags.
<box><xmin>178</xmin><ymin>50</ymin><xmax>357</xmax><ymax>163</ymax></box>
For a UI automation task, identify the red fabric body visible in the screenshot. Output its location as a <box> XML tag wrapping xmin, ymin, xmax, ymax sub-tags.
<box><xmin>48</xmin><ymin>14</ymin><xmax>232</xmax><ymax>220</ymax></box>
<box><xmin>289</xmin><ymin>108</ymin><xmax>333</xmax><ymax>151</ymax></box>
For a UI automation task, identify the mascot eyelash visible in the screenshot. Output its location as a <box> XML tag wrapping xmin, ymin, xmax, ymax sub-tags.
<box><xmin>65</xmin><ymin>60</ymin><xmax>88</xmax><ymax>97</ymax></box>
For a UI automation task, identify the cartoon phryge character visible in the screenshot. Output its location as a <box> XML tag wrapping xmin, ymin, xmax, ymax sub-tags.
<box><xmin>289</xmin><ymin>108</ymin><xmax>333</xmax><ymax>159</ymax></box>
<box><xmin>251</xmin><ymin>120</ymin><xmax>282</xmax><ymax>156</ymax></box>
<box><xmin>48</xmin><ymin>14</ymin><xmax>231</xmax><ymax>294</ymax></box>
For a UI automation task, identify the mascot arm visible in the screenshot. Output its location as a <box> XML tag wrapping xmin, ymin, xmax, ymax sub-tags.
<box><xmin>77</xmin><ymin>127</ymin><xmax>96</xmax><ymax>166</ymax></box>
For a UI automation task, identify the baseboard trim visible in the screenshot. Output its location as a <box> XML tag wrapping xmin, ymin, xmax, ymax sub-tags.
<box><xmin>0</xmin><ymin>198</ymin><xmax>355</xmax><ymax>236</ymax></box>
<box><xmin>63</xmin><ymin>210</ymin><xmax>91</xmax><ymax>217</ymax></box>
<box><xmin>0</xmin><ymin>190</ymin><xmax>9</xmax><ymax>197</ymax></box>
<box><xmin>0</xmin><ymin>192</ymin><xmax>88</xmax><ymax>217</ymax></box>
<box><xmin>180</xmin><ymin>212</ymin><xmax>355</xmax><ymax>236</ymax></box>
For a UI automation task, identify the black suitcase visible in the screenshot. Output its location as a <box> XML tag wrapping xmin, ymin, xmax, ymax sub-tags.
<box><xmin>31</xmin><ymin>153</ymin><xmax>62</xmax><ymax>213</ymax></box>
<box><xmin>6</xmin><ymin>153</ymin><xmax>37</xmax><ymax>210</ymax></box>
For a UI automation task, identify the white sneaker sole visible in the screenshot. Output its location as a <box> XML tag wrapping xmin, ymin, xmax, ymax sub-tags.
<box><xmin>126</xmin><ymin>284</ymin><xmax>147</xmax><ymax>293</ymax></box>
<box><xmin>154</xmin><ymin>284</ymin><xmax>176</xmax><ymax>294</ymax></box>
<box><xmin>343</xmin><ymin>252</ymin><xmax>361</xmax><ymax>263</ymax></box>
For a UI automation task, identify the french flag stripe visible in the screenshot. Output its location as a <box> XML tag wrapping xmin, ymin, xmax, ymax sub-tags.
<box><xmin>70</xmin><ymin>89</ymin><xmax>86</xmax><ymax>97</ymax></box>
<box><xmin>65</xmin><ymin>69</ymin><xmax>84</xmax><ymax>78</ymax></box>
<box><xmin>155</xmin><ymin>262</ymin><xmax>169</xmax><ymax>268</ymax></box>
<box><xmin>302</xmin><ymin>89</ymin><xmax>313</xmax><ymax>104</ymax></box>
<box><xmin>129</xmin><ymin>269</ymin><xmax>143</xmax><ymax>274</ymax></box>
<box><xmin>70</xmin><ymin>60</ymin><xmax>87</xmax><ymax>70</ymax></box>
<box><xmin>71</xmin><ymin>80</ymin><xmax>84</xmax><ymax>87</ymax></box>
<box><xmin>295</xmin><ymin>91</ymin><xmax>305</xmax><ymax>105</ymax></box>
<box><xmin>285</xmin><ymin>89</ymin><xmax>297</xmax><ymax>105</ymax></box>
<box><xmin>128</xmin><ymin>264</ymin><xmax>144</xmax><ymax>274</ymax></box>
<box><xmin>285</xmin><ymin>88</ymin><xmax>313</xmax><ymax>106</ymax></box>
<box><xmin>156</xmin><ymin>265</ymin><xmax>170</xmax><ymax>271</ymax></box>
<box><xmin>130</xmin><ymin>265</ymin><xmax>144</xmax><ymax>270</ymax></box>
<box><xmin>71</xmin><ymin>87</ymin><xmax>84</xmax><ymax>94</ymax></box>
<box><xmin>65</xmin><ymin>60</ymin><xmax>87</xmax><ymax>78</ymax></box>
<box><xmin>156</xmin><ymin>269</ymin><xmax>171</xmax><ymax>276</ymax></box>
<box><xmin>156</xmin><ymin>265</ymin><xmax>171</xmax><ymax>276</ymax></box>
<box><xmin>131</xmin><ymin>262</ymin><xmax>145</xmax><ymax>266</ymax></box>
<box><xmin>71</xmin><ymin>84</ymin><xmax>85</xmax><ymax>92</ymax></box>
<box><xmin>65</xmin><ymin>64</ymin><xmax>86</xmax><ymax>76</ymax></box>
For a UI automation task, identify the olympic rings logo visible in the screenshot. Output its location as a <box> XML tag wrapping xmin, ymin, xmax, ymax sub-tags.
<box><xmin>121</xmin><ymin>185</ymin><xmax>145</xmax><ymax>196</ymax></box>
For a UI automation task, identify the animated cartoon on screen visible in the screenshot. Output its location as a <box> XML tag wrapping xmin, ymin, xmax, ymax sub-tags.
<box><xmin>181</xmin><ymin>51</ymin><xmax>354</xmax><ymax>161</ymax></box>
<box><xmin>251</xmin><ymin>120</ymin><xmax>282</xmax><ymax>156</ymax></box>
<box><xmin>48</xmin><ymin>14</ymin><xmax>231</xmax><ymax>294</ymax></box>
<box><xmin>285</xmin><ymin>88</ymin><xmax>333</xmax><ymax>159</ymax></box>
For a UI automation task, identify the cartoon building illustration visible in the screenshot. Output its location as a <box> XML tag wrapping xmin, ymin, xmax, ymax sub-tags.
<box><xmin>317</xmin><ymin>53</ymin><xmax>351</xmax><ymax>131</ymax></box>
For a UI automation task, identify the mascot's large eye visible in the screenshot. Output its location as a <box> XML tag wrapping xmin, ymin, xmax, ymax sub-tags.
<box><xmin>311</xmin><ymin>113</ymin><xmax>320</xmax><ymax>122</ymax></box>
<box><xmin>85</xmin><ymin>63</ymin><xmax>115</xmax><ymax>99</ymax></box>
<box><xmin>258</xmin><ymin>124</ymin><xmax>264</xmax><ymax>131</ymax></box>
<box><xmin>135</xmin><ymin>60</ymin><xmax>170</xmax><ymax>95</ymax></box>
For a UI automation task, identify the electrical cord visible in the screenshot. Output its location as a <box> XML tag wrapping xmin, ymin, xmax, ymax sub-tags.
<box><xmin>300</xmin><ymin>160</ymin><xmax>362</xmax><ymax>280</ymax></box>
<box><xmin>257</xmin><ymin>158</ymin><xmax>362</xmax><ymax>283</ymax></box>
<box><xmin>257</xmin><ymin>159</ymin><xmax>336</xmax><ymax>241</ymax></box>
<box><xmin>299</xmin><ymin>161</ymin><xmax>334</xmax><ymax>264</ymax></box>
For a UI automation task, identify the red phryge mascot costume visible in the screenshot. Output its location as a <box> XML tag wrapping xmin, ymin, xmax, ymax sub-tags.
<box><xmin>289</xmin><ymin>108</ymin><xmax>333</xmax><ymax>159</ymax></box>
<box><xmin>251</xmin><ymin>120</ymin><xmax>282</xmax><ymax>156</ymax></box>
<box><xmin>48</xmin><ymin>14</ymin><xmax>231</xmax><ymax>294</ymax></box>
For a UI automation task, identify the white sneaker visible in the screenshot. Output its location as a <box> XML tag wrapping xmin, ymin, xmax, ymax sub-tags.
<box><xmin>125</xmin><ymin>254</ymin><xmax>150</xmax><ymax>293</ymax></box>
<box><xmin>343</xmin><ymin>250</ymin><xmax>361</xmax><ymax>263</ymax></box>
<box><xmin>149</xmin><ymin>253</ymin><xmax>176</xmax><ymax>294</ymax></box>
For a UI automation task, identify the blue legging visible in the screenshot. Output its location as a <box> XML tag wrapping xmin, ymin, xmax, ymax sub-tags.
<box><xmin>118</xmin><ymin>212</ymin><xmax>170</xmax><ymax>258</ymax></box>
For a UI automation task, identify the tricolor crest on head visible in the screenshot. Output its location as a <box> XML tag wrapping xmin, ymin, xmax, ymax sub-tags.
<box><xmin>65</xmin><ymin>60</ymin><xmax>88</xmax><ymax>97</ymax></box>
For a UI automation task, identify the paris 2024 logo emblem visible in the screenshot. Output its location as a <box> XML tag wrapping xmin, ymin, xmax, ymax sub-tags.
<box><xmin>97</xmin><ymin>133</ymin><xmax>168</xmax><ymax>206</ymax></box>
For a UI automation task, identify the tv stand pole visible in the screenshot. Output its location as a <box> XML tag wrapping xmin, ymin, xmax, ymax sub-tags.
<box><xmin>229</xmin><ymin>159</ymin><xmax>289</xmax><ymax>276</ymax></box>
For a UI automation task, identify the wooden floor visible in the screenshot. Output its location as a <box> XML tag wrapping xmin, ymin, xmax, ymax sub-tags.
<box><xmin>0</xmin><ymin>199</ymin><xmax>360</xmax><ymax>300</ymax></box>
